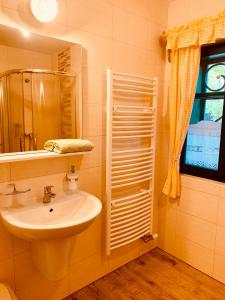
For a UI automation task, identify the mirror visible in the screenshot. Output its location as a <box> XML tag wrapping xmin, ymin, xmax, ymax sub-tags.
<box><xmin>0</xmin><ymin>25</ymin><xmax>83</xmax><ymax>155</ymax></box>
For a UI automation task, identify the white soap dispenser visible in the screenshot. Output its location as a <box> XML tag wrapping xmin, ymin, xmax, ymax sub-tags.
<box><xmin>66</xmin><ymin>165</ymin><xmax>79</xmax><ymax>192</ymax></box>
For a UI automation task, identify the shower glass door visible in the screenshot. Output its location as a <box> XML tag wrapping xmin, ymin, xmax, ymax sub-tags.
<box><xmin>32</xmin><ymin>73</ymin><xmax>61</xmax><ymax>149</ymax></box>
<box><xmin>8</xmin><ymin>73</ymin><xmax>25</xmax><ymax>152</ymax></box>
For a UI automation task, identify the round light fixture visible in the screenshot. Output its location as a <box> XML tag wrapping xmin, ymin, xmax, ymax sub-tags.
<box><xmin>31</xmin><ymin>0</ymin><xmax>58</xmax><ymax>23</ymax></box>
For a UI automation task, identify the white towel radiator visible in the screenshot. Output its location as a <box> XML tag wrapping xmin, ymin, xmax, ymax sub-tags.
<box><xmin>106</xmin><ymin>68</ymin><xmax>158</xmax><ymax>255</ymax></box>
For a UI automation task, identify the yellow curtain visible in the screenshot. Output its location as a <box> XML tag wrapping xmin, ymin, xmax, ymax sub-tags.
<box><xmin>162</xmin><ymin>10</ymin><xmax>225</xmax><ymax>198</ymax></box>
<box><xmin>162</xmin><ymin>47</ymin><xmax>200</xmax><ymax>198</ymax></box>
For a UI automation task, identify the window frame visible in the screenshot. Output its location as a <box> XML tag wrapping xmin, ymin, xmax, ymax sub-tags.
<box><xmin>180</xmin><ymin>42</ymin><xmax>225</xmax><ymax>182</ymax></box>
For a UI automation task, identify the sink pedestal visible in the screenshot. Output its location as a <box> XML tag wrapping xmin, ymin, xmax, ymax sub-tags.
<box><xmin>32</xmin><ymin>238</ymin><xmax>72</xmax><ymax>281</ymax></box>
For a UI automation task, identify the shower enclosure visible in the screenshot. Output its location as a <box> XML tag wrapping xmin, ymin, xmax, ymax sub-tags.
<box><xmin>0</xmin><ymin>69</ymin><xmax>76</xmax><ymax>153</ymax></box>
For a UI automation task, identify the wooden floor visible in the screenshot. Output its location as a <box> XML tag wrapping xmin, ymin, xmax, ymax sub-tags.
<box><xmin>64</xmin><ymin>248</ymin><xmax>225</xmax><ymax>300</ymax></box>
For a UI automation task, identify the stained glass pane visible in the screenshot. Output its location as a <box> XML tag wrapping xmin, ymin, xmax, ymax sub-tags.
<box><xmin>205</xmin><ymin>63</ymin><xmax>225</xmax><ymax>92</ymax></box>
<box><xmin>204</xmin><ymin>99</ymin><xmax>223</xmax><ymax>121</ymax></box>
<box><xmin>185</xmin><ymin>99</ymin><xmax>223</xmax><ymax>170</ymax></box>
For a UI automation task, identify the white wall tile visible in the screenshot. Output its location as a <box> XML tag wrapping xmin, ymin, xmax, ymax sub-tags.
<box><xmin>168</xmin><ymin>0</ymin><xmax>189</xmax><ymax>27</ymax></box>
<box><xmin>176</xmin><ymin>211</ymin><xmax>216</xmax><ymax>250</ymax></box>
<box><xmin>178</xmin><ymin>187</ymin><xmax>219</xmax><ymax>223</ymax></box>
<box><xmin>158</xmin><ymin>208</ymin><xmax>177</xmax><ymax>255</ymax></box>
<box><xmin>215</xmin><ymin>226</ymin><xmax>225</xmax><ymax>255</ymax></box>
<box><xmin>181</xmin><ymin>175</ymin><xmax>220</xmax><ymax>196</ymax></box>
<box><xmin>113</xmin><ymin>41</ymin><xmax>156</xmax><ymax>76</ymax></box>
<box><xmin>213</xmin><ymin>253</ymin><xmax>225</xmax><ymax>284</ymax></box>
<box><xmin>113</xmin><ymin>0</ymin><xmax>151</xmax><ymax>19</ymax></box>
<box><xmin>69</xmin><ymin>253</ymin><xmax>108</xmax><ymax>294</ymax></box>
<box><xmin>67</xmin><ymin>0</ymin><xmax>113</xmax><ymax>39</ymax></box>
<box><xmin>66</xmin><ymin>30</ymin><xmax>113</xmax><ymax>71</ymax></box>
<box><xmin>113</xmin><ymin>7</ymin><xmax>148</xmax><ymax>48</ymax></box>
<box><xmin>174</xmin><ymin>237</ymin><xmax>214</xmax><ymax>275</ymax></box>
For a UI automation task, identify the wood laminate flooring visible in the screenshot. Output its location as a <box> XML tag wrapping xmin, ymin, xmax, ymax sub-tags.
<box><xmin>64</xmin><ymin>247</ymin><xmax>225</xmax><ymax>300</ymax></box>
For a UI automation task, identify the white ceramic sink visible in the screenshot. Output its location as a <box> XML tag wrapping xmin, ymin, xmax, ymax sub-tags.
<box><xmin>1</xmin><ymin>190</ymin><xmax>102</xmax><ymax>241</ymax></box>
<box><xmin>0</xmin><ymin>190</ymin><xmax>102</xmax><ymax>281</ymax></box>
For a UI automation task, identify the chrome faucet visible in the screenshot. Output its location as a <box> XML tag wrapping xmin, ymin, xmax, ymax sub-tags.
<box><xmin>43</xmin><ymin>185</ymin><xmax>56</xmax><ymax>203</ymax></box>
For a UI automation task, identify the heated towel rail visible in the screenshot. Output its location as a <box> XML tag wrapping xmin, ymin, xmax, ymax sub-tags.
<box><xmin>106</xmin><ymin>69</ymin><xmax>158</xmax><ymax>255</ymax></box>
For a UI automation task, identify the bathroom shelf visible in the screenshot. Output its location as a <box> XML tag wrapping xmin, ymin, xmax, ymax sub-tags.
<box><xmin>0</xmin><ymin>150</ymin><xmax>91</xmax><ymax>163</ymax></box>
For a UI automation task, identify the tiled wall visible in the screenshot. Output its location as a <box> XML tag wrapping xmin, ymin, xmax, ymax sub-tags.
<box><xmin>0</xmin><ymin>45</ymin><xmax>52</xmax><ymax>71</ymax></box>
<box><xmin>0</xmin><ymin>1</ymin><xmax>168</xmax><ymax>299</ymax></box>
<box><xmin>159</xmin><ymin>0</ymin><xmax>225</xmax><ymax>285</ymax></box>
<box><xmin>168</xmin><ymin>0</ymin><xmax>225</xmax><ymax>27</ymax></box>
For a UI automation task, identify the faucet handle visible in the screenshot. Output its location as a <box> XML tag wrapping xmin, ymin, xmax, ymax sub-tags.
<box><xmin>43</xmin><ymin>185</ymin><xmax>56</xmax><ymax>203</ymax></box>
<box><xmin>44</xmin><ymin>185</ymin><xmax>54</xmax><ymax>193</ymax></box>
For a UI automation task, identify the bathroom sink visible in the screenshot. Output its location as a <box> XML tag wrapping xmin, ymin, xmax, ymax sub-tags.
<box><xmin>0</xmin><ymin>190</ymin><xmax>102</xmax><ymax>241</ymax></box>
<box><xmin>0</xmin><ymin>190</ymin><xmax>102</xmax><ymax>281</ymax></box>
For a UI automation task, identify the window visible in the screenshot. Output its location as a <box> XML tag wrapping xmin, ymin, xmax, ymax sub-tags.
<box><xmin>180</xmin><ymin>42</ymin><xmax>225</xmax><ymax>182</ymax></box>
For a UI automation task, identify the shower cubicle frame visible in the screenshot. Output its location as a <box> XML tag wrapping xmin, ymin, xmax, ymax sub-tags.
<box><xmin>0</xmin><ymin>68</ymin><xmax>83</xmax><ymax>155</ymax></box>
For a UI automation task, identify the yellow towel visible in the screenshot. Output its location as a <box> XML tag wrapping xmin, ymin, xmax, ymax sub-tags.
<box><xmin>44</xmin><ymin>139</ymin><xmax>94</xmax><ymax>154</ymax></box>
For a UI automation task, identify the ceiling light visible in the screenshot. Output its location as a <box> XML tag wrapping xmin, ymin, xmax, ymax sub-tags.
<box><xmin>31</xmin><ymin>0</ymin><xmax>58</xmax><ymax>23</ymax></box>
